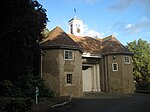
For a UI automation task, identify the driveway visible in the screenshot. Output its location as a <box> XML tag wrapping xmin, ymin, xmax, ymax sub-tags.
<box><xmin>49</xmin><ymin>93</ymin><xmax>150</xmax><ymax>112</ymax></box>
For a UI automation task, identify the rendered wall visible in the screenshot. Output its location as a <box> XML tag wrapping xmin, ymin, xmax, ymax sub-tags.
<box><xmin>105</xmin><ymin>55</ymin><xmax>134</xmax><ymax>93</ymax></box>
<box><xmin>59</xmin><ymin>50</ymin><xmax>83</xmax><ymax>97</ymax></box>
<box><xmin>42</xmin><ymin>49</ymin><xmax>83</xmax><ymax>97</ymax></box>
<box><xmin>42</xmin><ymin>49</ymin><xmax>61</xmax><ymax>96</ymax></box>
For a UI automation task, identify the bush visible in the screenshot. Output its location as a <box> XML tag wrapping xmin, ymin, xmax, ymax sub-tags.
<box><xmin>0</xmin><ymin>70</ymin><xmax>55</xmax><ymax>98</ymax></box>
<box><xmin>5</xmin><ymin>97</ymin><xmax>32</xmax><ymax>112</ymax></box>
<box><xmin>137</xmin><ymin>81</ymin><xmax>150</xmax><ymax>90</ymax></box>
<box><xmin>36</xmin><ymin>78</ymin><xmax>55</xmax><ymax>97</ymax></box>
<box><xmin>0</xmin><ymin>80</ymin><xmax>15</xmax><ymax>96</ymax></box>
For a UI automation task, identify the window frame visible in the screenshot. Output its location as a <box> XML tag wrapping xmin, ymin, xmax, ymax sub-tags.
<box><xmin>124</xmin><ymin>56</ymin><xmax>130</xmax><ymax>64</ymax></box>
<box><xmin>112</xmin><ymin>63</ymin><xmax>118</xmax><ymax>71</ymax></box>
<box><xmin>64</xmin><ymin>50</ymin><xmax>74</xmax><ymax>60</ymax></box>
<box><xmin>66</xmin><ymin>74</ymin><xmax>72</xmax><ymax>85</ymax></box>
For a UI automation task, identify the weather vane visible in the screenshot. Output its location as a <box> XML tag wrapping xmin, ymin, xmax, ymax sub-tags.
<box><xmin>74</xmin><ymin>8</ymin><xmax>77</xmax><ymax>18</ymax></box>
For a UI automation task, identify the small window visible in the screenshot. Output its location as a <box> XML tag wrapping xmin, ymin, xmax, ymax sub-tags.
<box><xmin>66</xmin><ymin>74</ymin><xmax>72</xmax><ymax>84</ymax></box>
<box><xmin>70</xmin><ymin>24</ymin><xmax>73</xmax><ymax>34</ymax></box>
<box><xmin>124</xmin><ymin>56</ymin><xmax>130</xmax><ymax>64</ymax></box>
<box><xmin>112</xmin><ymin>63</ymin><xmax>118</xmax><ymax>71</ymax></box>
<box><xmin>64</xmin><ymin>50</ymin><xmax>73</xmax><ymax>60</ymax></box>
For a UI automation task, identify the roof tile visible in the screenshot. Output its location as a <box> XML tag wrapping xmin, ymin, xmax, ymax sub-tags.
<box><xmin>41</xmin><ymin>27</ymin><xmax>131</xmax><ymax>54</ymax></box>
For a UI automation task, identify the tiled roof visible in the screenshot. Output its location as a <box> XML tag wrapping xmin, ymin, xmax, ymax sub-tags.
<box><xmin>69</xmin><ymin>34</ymin><xmax>102</xmax><ymax>54</ymax></box>
<box><xmin>69</xmin><ymin>34</ymin><xmax>130</xmax><ymax>54</ymax></box>
<box><xmin>40</xmin><ymin>26</ymin><xmax>131</xmax><ymax>55</ymax></box>
<box><xmin>101</xmin><ymin>35</ymin><xmax>130</xmax><ymax>54</ymax></box>
<box><xmin>40</xmin><ymin>26</ymin><xmax>79</xmax><ymax>47</ymax></box>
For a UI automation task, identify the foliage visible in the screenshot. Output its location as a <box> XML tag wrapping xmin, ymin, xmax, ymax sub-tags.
<box><xmin>41</xmin><ymin>27</ymin><xmax>50</xmax><ymax>38</ymax></box>
<box><xmin>0</xmin><ymin>64</ymin><xmax>54</xmax><ymax>98</ymax></box>
<box><xmin>126</xmin><ymin>39</ymin><xmax>150</xmax><ymax>90</ymax></box>
<box><xmin>0</xmin><ymin>80</ymin><xmax>15</xmax><ymax>96</ymax></box>
<box><xmin>37</xmin><ymin>78</ymin><xmax>55</xmax><ymax>97</ymax></box>
<box><xmin>0</xmin><ymin>0</ymin><xmax>48</xmax><ymax>81</ymax></box>
<box><xmin>5</xmin><ymin>97</ymin><xmax>32</xmax><ymax>112</ymax></box>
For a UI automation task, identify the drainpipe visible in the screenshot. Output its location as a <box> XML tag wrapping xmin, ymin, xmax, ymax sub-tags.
<box><xmin>104</xmin><ymin>56</ymin><xmax>109</xmax><ymax>92</ymax></box>
<box><xmin>40</xmin><ymin>49</ymin><xmax>44</xmax><ymax>78</ymax></box>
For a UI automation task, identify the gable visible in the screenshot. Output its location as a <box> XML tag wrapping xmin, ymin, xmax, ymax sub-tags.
<box><xmin>40</xmin><ymin>26</ymin><xmax>83</xmax><ymax>52</ymax></box>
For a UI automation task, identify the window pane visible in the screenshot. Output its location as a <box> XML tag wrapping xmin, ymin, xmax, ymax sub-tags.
<box><xmin>64</xmin><ymin>50</ymin><xmax>73</xmax><ymax>60</ymax></box>
<box><xmin>65</xmin><ymin>51</ymin><xmax>69</xmax><ymax>59</ymax></box>
<box><xmin>67</xmin><ymin>74</ymin><xmax>72</xmax><ymax>84</ymax></box>
<box><xmin>124</xmin><ymin>56</ymin><xmax>130</xmax><ymax>64</ymax></box>
<box><xmin>114</xmin><ymin>64</ymin><xmax>117</xmax><ymax>70</ymax></box>
<box><xmin>112</xmin><ymin>63</ymin><xmax>118</xmax><ymax>71</ymax></box>
<box><xmin>68</xmin><ymin>51</ymin><xmax>72</xmax><ymax>59</ymax></box>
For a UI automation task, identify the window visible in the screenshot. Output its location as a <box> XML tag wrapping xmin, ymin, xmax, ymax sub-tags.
<box><xmin>112</xmin><ymin>63</ymin><xmax>118</xmax><ymax>71</ymax></box>
<box><xmin>64</xmin><ymin>50</ymin><xmax>73</xmax><ymax>60</ymax></box>
<box><xmin>124</xmin><ymin>56</ymin><xmax>130</xmax><ymax>64</ymax></box>
<box><xmin>66</xmin><ymin>74</ymin><xmax>72</xmax><ymax>84</ymax></box>
<box><xmin>70</xmin><ymin>24</ymin><xmax>73</xmax><ymax>34</ymax></box>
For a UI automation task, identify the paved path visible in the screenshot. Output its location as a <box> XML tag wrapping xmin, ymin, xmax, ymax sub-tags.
<box><xmin>49</xmin><ymin>93</ymin><xmax>150</xmax><ymax>112</ymax></box>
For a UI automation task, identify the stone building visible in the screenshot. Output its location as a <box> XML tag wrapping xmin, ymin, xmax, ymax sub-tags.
<box><xmin>40</xmin><ymin>17</ymin><xmax>134</xmax><ymax>97</ymax></box>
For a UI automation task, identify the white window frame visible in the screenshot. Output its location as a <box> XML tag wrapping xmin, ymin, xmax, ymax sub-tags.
<box><xmin>124</xmin><ymin>56</ymin><xmax>130</xmax><ymax>64</ymax></box>
<box><xmin>66</xmin><ymin>74</ymin><xmax>72</xmax><ymax>85</ymax></box>
<box><xmin>64</xmin><ymin>50</ymin><xmax>74</xmax><ymax>60</ymax></box>
<box><xmin>112</xmin><ymin>63</ymin><xmax>118</xmax><ymax>71</ymax></box>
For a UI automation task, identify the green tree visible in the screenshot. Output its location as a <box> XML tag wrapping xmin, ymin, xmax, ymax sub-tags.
<box><xmin>0</xmin><ymin>0</ymin><xmax>48</xmax><ymax>81</ymax></box>
<box><xmin>41</xmin><ymin>27</ymin><xmax>50</xmax><ymax>38</ymax></box>
<box><xmin>127</xmin><ymin>39</ymin><xmax>150</xmax><ymax>90</ymax></box>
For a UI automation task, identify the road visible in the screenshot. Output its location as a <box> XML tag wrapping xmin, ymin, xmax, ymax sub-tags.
<box><xmin>49</xmin><ymin>93</ymin><xmax>150</xmax><ymax>112</ymax></box>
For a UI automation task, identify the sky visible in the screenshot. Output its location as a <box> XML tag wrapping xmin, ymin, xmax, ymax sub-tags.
<box><xmin>38</xmin><ymin>0</ymin><xmax>150</xmax><ymax>45</ymax></box>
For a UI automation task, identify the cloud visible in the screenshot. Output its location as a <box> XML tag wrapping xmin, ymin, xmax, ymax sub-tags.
<box><xmin>66</xmin><ymin>0</ymin><xmax>98</xmax><ymax>4</ymax></box>
<box><xmin>138</xmin><ymin>0</ymin><xmax>150</xmax><ymax>13</ymax></box>
<box><xmin>125</xmin><ymin>16</ymin><xmax>150</xmax><ymax>34</ymax></box>
<box><xmin>108</xmin><ymin>0</ymin><xmax>150</xmax><ymax>14</ymax></box>
<box><xmin>83</xmin><ymin>24</ymin><xmax>105</xmax><ymax>37</ymax></box>
<box><xmin>108</xmin><ymin>0</ymin><xmax>134</xmax><ymax>11</ymax></box>
<box><xmin>82</xmin><ymin>0</ymin><xmax>97</xmax><ymax>4</ymax></box>
<box><xmin>85</xmin><ymin>30</ymin><xmax>105</xmax><ymax>37</ymax></box>
<box><xmin>125</xmin><ymin>24</ymin><xmax>140</xmax><ymax>33</ymax></box>
<box><xmin>148</xmin><ymin>32</ymin><xmax>150</xmax><ymax>35</ymax></box>
<box><xmin>114</xmin><ymin>16</ymin><xmax>150</xmax><ymax>34</ymax></box>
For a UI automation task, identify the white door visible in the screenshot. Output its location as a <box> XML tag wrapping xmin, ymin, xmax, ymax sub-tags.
<box><xmin>82</xmin><ymin>67</ymin><xmax>92</xmax><ymax>92</ymax></box>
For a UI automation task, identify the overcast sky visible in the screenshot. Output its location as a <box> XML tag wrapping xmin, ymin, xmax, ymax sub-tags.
<box><xmin>38</xmin><ymin>0</ymin><xmax>150</xmax><ymax>45</ymax></box>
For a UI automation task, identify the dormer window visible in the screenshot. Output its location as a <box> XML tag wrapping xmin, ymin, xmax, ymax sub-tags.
<box><xmin>64</xmin><ymin>50</ymin><xmax>74</xmax><ymax>60</ymax></box>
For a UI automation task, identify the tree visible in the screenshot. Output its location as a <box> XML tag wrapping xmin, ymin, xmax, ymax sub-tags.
<box><xmin>41</xmin><ymin>27</ymin><xmax>50</xmax><ymax>38</ymax></box>
<box><xmin>127</xmin><ymin>39</ymin><xmax>150</xmax><ymax>90</ymax></box>
<box><xmin>0</xmin><ymin>0</ymin><xmax>48</xmax><ymax>81</ymax></box>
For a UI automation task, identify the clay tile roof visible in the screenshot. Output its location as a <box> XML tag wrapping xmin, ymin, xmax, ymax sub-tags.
<box><xmin>40</xmin><ymin>26</ymin><xmax>131</xmax><ymax>55</ymax></box>
<box><xmin>101</xmin><ymin>35</ymin><xmax>130</xmax><ymax>54</ymax></box>
<box><xmin>69</xmin><ymin>34</ymin><xmax>102</xmax><ymax>53</ymax></box>
<box><xmin>69</xmin><ymin>34</ymin><xmax>130</xmax><ymax>55</ymax></box>
<box><xmin>40</xmin><ymin>26</ymin><xmax>79</xmax><ymax>47</ymax></box>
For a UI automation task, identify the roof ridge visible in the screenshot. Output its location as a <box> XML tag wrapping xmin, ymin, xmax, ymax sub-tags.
<box><xmin>40</xmin><ymin>26</ymin><xmax>64</xmax><ymax>43</ymax></box>
<box><xmin>102</xmin><ymin>35</ymin><xmax>114</xmax><ymax>41</ymax></box>
<box><xmin>40</xmin><ymin>26</ymin><xmax>81</xmax><ymax>48</ymax></box>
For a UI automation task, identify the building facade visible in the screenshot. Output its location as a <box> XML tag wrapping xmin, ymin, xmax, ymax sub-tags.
<box><xmin>40</xmin><ymin>17</ymin><xmax>134</xmax><ymax>97</ymax></box>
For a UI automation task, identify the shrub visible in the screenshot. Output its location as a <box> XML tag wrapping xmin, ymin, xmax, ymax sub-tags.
<box><xmin>0</xmin><ymin>80</ymin><xmax>14</xmax><ymax>96</ymax></box>
<box><xmin>5</xmin><ymin>97</ymin><xmax>32</xmax><ymax>112</ymax></box>
<box><xmin>36</xmin><ymin>78</ymin><xmax>55</xmax><ymax>97</ymax></box>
